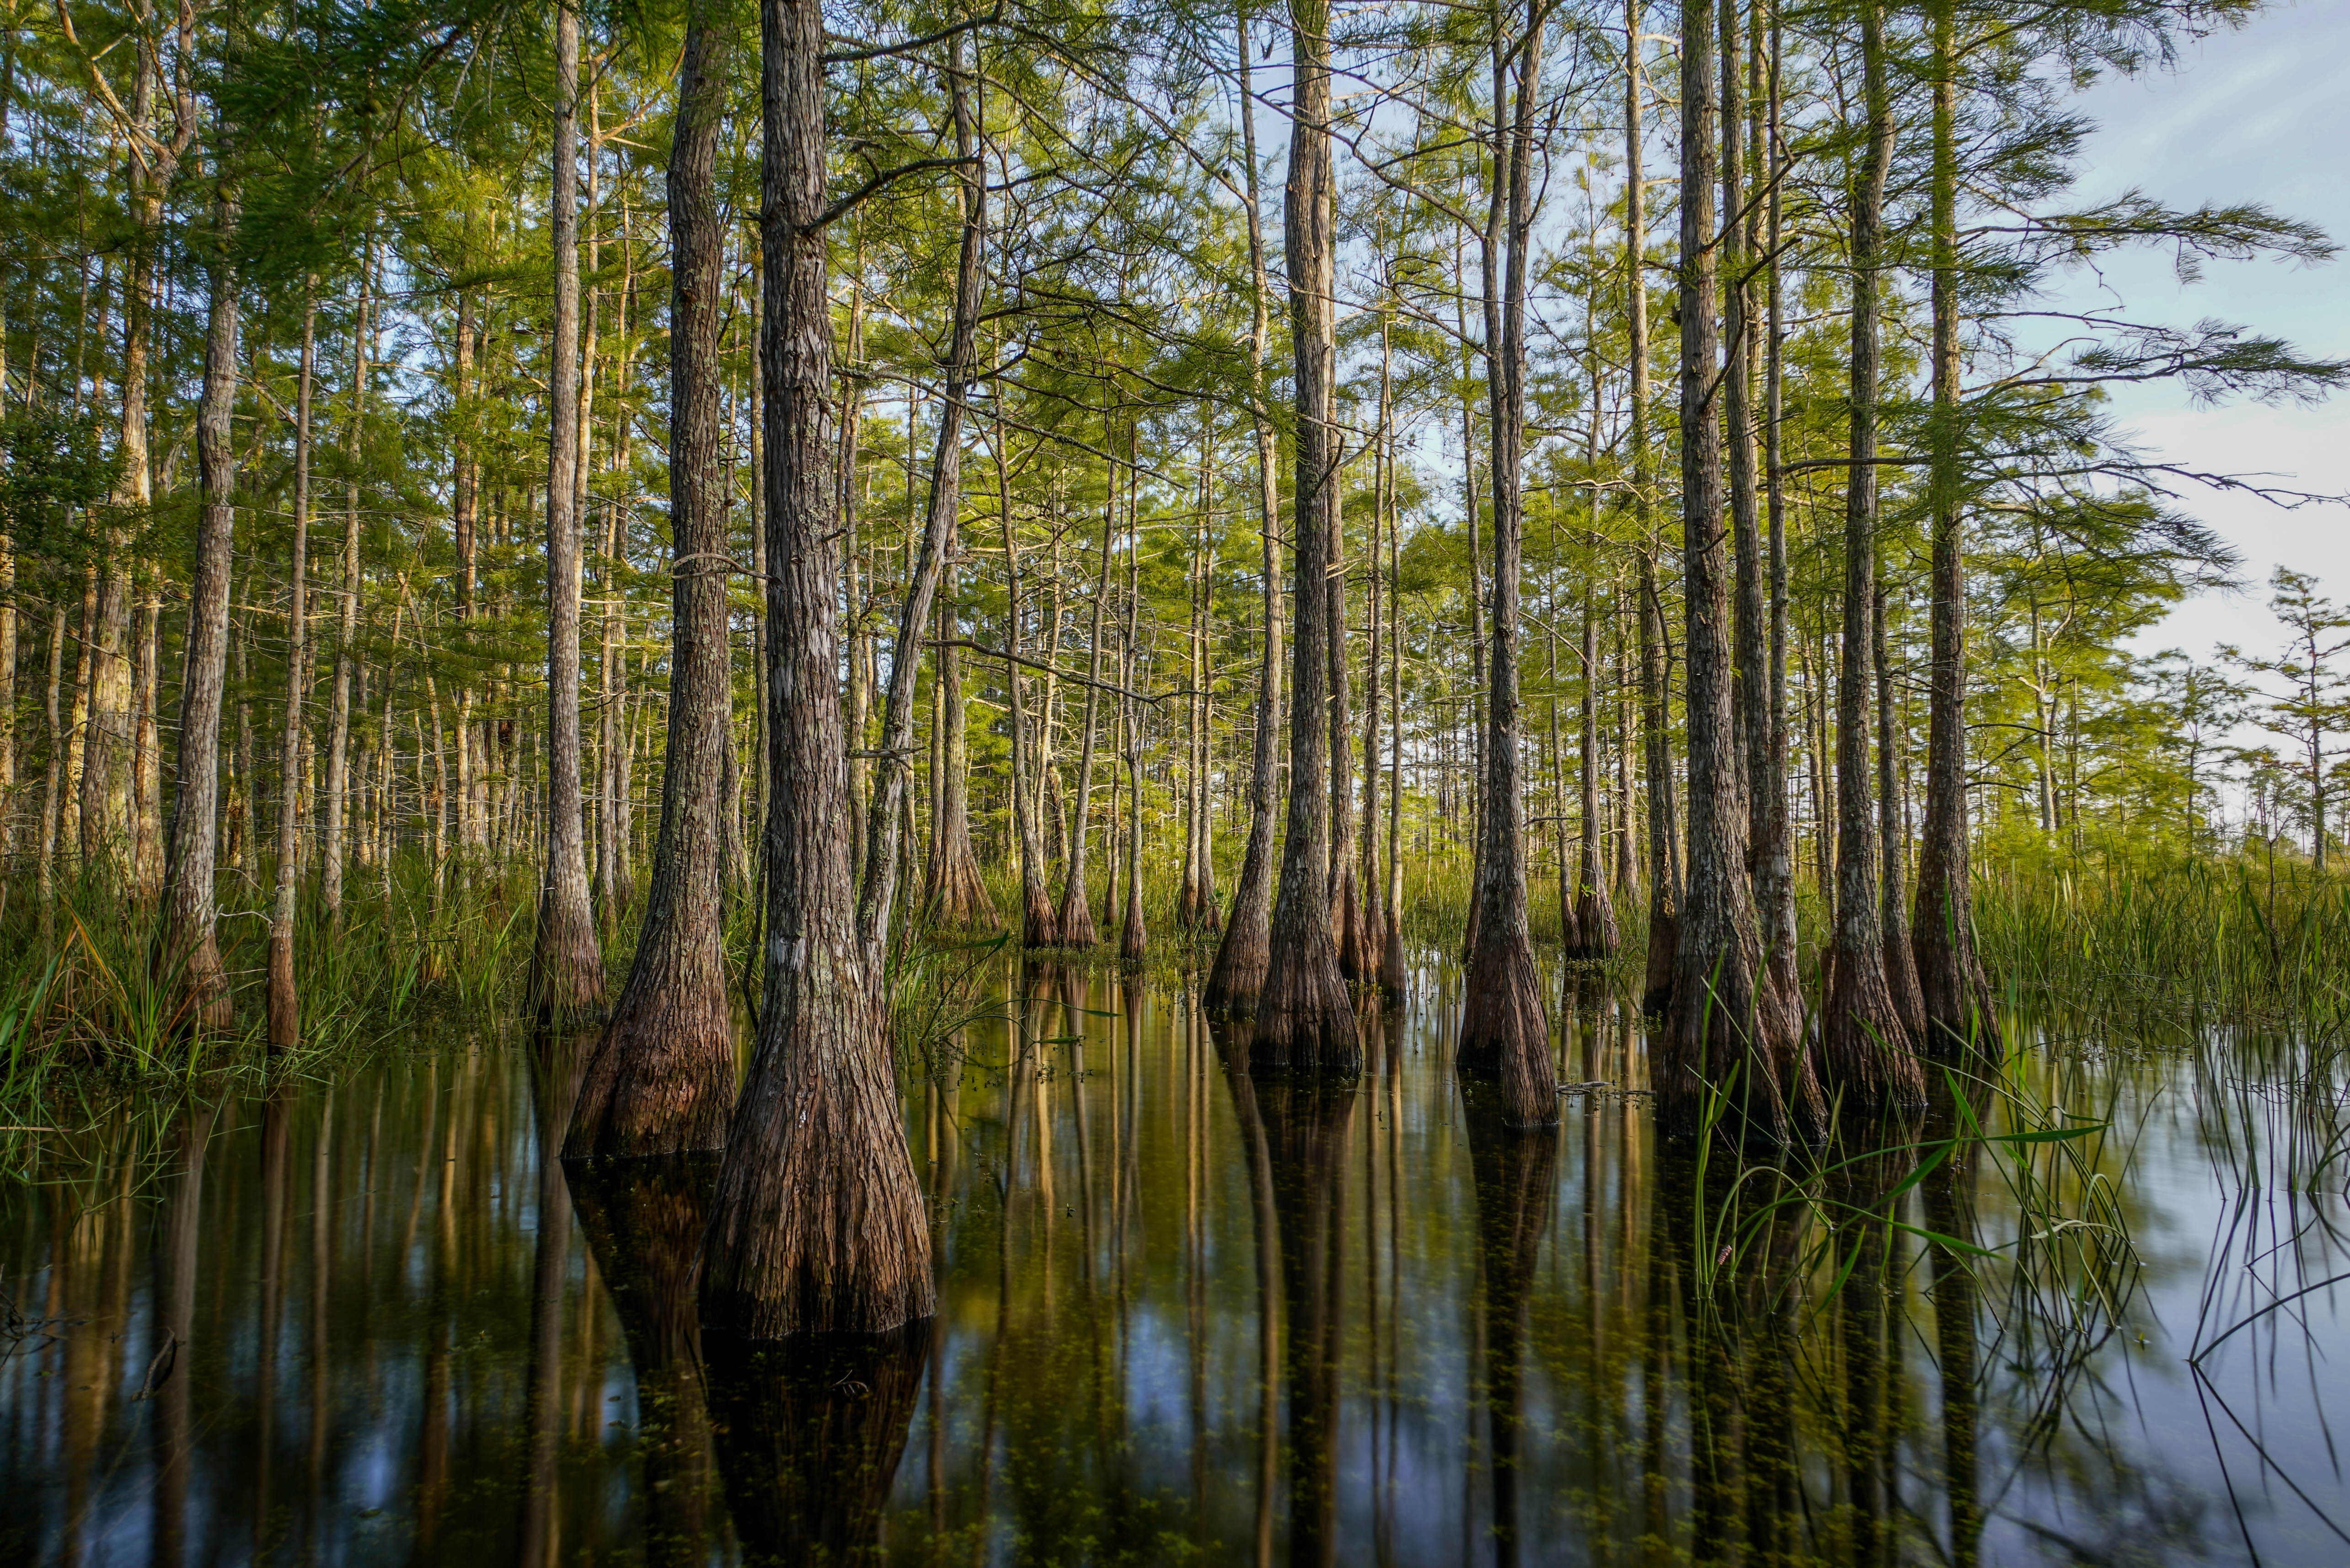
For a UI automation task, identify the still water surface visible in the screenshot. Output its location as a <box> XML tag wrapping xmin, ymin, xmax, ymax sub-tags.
<box><xmin>3</xmin><ymin>962</ymin><xmax>2346</xmax><ymax>1565</ymax></box>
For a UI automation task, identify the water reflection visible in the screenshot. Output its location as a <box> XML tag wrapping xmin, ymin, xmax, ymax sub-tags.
<box><xmin>2</xmin><ymin>969</ymin><xmax>2348</xmax><ymax>1563</ymax></box>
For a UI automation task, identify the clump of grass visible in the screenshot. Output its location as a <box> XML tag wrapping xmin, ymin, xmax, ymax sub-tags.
<box><xmin>1977</xmin><ymin>852</ymin><xmax>2350</xmax><ymax>1025</ymax></box>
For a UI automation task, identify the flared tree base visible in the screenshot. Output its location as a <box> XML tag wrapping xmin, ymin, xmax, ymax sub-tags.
<box><xmin>1456</xmin><ymin>922</ymin><xmax>1558</xmax><ymax>1128</ymax></box>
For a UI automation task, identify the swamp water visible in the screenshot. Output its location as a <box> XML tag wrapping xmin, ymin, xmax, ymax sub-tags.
<box><xmin>3</xmin><ymin>961</ymin><xmax>2346</xmax><ymax>1565</ymax></box>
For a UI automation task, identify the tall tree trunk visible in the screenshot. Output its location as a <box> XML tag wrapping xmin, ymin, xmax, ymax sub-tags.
<box><xmin>268</xmin><ymin>287</ymin><xmax>317</xmax><ymax>1050</ymax></box>
<box><xmin>1820</xmin><ymin>2</ymin><xmax>1924</xmax><ymax>1108</ymax></box>
<box><xmin>1627</xmin><ymin>3</ymin><xmax>1681</xmax><ymax>1017</ymax></box>
<box><xmin>1359</xmin><ymin>320</ymin><xmax>1392</xmax><ymax>967</ymax></box>
<box><xmin>566</xmin><ymin>0</ymin><xmax>737</xmax><ymax>1159</ymax></box>
<box><xmin>700</xmin><ymin>0</ymin><xmax>932</xmax><ymax>1338</ymax></box>
<box><xmin>1913</xmin><ymin>0</ymin><xmax>2000</xmax><ymax>1059</ymax></box>
<box><xmin>85</xmin><ymin>96</ymin><xmax>159</xmax><ymax>881</ymax></box>
<box><xmin>1382</xmin><ymin>466</ymin><xmax>1406</xmax><ymax>994</ymax></box>
<box><xmin>1724</xmin><ymin>0</ymin><xmax>1765</xmax><ymax>873</ymax></box>
<box><xmin>1119</xmin><ymin>547</ymin><xmax>1150</xmax><ymax>970</ymax></box>
<box><xmin>1757</xmin><ymin>9</ymin><xmax>1801</xmax><ymax>1012</ymax></box>
<box><xmin>1207</xmin><ymin>13</ymin><xmax>1284</xmax><ymax>1015</ymax></box>
<box><xmin>1328</xmin><ymin>467</ymin><xmax>1362</xmax><ymax>977</ymax></box>
<box><xmin>859</xmin><ymin>38</ymin><xmax>986</xmax><ymax>972</ymax></box>
<box><xmin>1254</xmin><ymin>0</ymin><xmax>1357</xmax><ymax>1072</ymax></box>
<box><xmin>1059</xmin><ymin>501</ymin><xmax>1114</xmax><ymax>947</ymax></box>
<box><xmin>322</xmin><ymin>244</ymin><xmax>372</xmax><ymax>922</ymax></box>
<box><xmin>532</xmin><ymin>2</ymin><xmax>609</xmax><ymax>1021</ymax></box>
<box><xmin>998</xmin><ymin>421</ymin><xmax>1059</xmax><ymax>947</ymax></box>
<box><xmin>1660</xmin><ymin>0</ymin><xmax>1815</xmax><ymax>1143</ymax></box>
<box><xmin>159</xmin><ymin>178</ymin><xmax>241</xmax><ymax>1031</ymax></box>
<box><xmin>1457</xmin><ymin>0</ymin><xmax>1558</xmax><ymax>1129</ymax></box>
<box><xmin>1875</xmin><ymin>583</ymin><xmax>1927</xmax><ymax>1042</ymax></box>
<box><xmin>925</xmin><ymin>556</ymin><xmax>995</xmax><ymax>926</ymax></box>
<box><xmin>1576</xmin><ymin>579</ymin><xmax>1619</xmax><ymax>955</ymax></box>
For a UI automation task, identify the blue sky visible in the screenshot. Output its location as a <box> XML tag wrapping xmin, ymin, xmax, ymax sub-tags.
<box><xmin>2065</xmin><ymin>1</ymin><xmax>2350</xmax><ymax>663</ymax></box>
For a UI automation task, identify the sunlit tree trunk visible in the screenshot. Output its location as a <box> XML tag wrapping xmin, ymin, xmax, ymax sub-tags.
<box><xmin>1254</xmin><ymin>0</ymin><xmax>1357</xmax><ymax>1071</ymax></box>
<box><xmin>159</xmin><ymin>176</ymin><xmax>241</xmax><ymax>1031</ymax></box>
<box><xmin>858</xmin><ymin>36</ymin><xmax>986</xmax><ymax>972</ymax></box>
<box><xmin>1458</xmin><ymin>0</ymin><xmax>1558</xmax><ymax>1128</ymax></box>
<box><xmin>1627</xmin><ymin>3</ymin><xmax>1681</xmax><ymax>1018</ymax></box>
<box><xmin>1913</xmin><ymin>0</ymin><xmax>2000</xmax><ymax>1059</ymax></box>
<box><xmin>322</xmin><ymin>245</ymin><xmax>372</xmax><ymax>923</ymax></box>
<box><xmin>531</xmin><ymin>1</ymin><xmax>608</xmax><ymax>1021</ymax></box>
<box><xmin>1820</xmin><ymin>2</ymin><xmax>1924</xmax><ymax>1108</ymax></box>
<box><xmin>566</xmin><ymin>0</ymin><xmax>736</xmax><ymax>1159</ymax></box>
<box><xmin>700</xmin><ymin>0</ymin><xmax>932</xmax><ymax>1338</ymax></box>
<box><xmin>268</xmin><ymin>288</ymin><xmax>318</xmax><ymax>1050</ymax></box>
<box><xmin>1660</xmin><ymin>0</ymin><xmax>1815</xmax><ymax>1143</ymax></box>
<box><xmin>1059</xmin><ymin>503</ymin><xmax>1113</xmax><ymax>947</ymax></box>
<box><xmin>1876</xmin><ymin>583</ymin><xmax>1927</xmax><ymax>1043</ymax></box>
<box><xmin>1207</xmin><ymin>15</ymin><xmax>1285</xmax><ymax>1015</ymax></box>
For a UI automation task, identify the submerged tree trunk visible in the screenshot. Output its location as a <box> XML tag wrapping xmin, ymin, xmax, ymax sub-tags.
<box><xmin>699</xmin><ymin>0</ymin><xmax>932</xmax><ymax>1338</ymax></box>
<box><xmin>158</xmin><ymin>180</ymin><xmax>241</xmax><ymax>1033</ymax></box>
<box><xmin>1913</xmin><ymin>0</ymin><xmax>1999</xmax><ymax>1060</ymax></box>
<box><xmin>565</xmin><ymin>1</ymin><xmax>736</xmax><ymax>1160</ymax></box>
<box><xmin>1253</xmin><ymin>0</ymin><xmax>1357</xmax><ymax>1072</ymax></box>
<box><xmin>1659</xmin><ymin>0</ymin><xmax>1815</xmax><ymax>1144</ymax></box>
<box><xmin>1059</xmin><ymin>503</ymin><xmax>1114</xmax><ymax>947</ymax></box>
<box><xmin>1458</xmin><ymin>0</ymin><xmax>1558</xmax><ymax>1129</ymax></box>
<box><xmin>1207</xmin><ymin>17</ymin><xmax>1284</xmax><ymax>1015</ymax></box>
<box><xmin>531</xmin><ymin>1</ymin><xmax>609</xmax><ymax>1022</ymax></box>
<box><xmin>1820</xmin><ymin>4</ymin><xmax>1924</xmax><ymax>1110</ymax></box>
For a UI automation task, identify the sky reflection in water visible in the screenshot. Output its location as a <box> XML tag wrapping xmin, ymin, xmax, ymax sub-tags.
<box><xmin>2</xmin><ymin>961</ymin><xmax>2346</xmax><ymax>1565</ymax></box>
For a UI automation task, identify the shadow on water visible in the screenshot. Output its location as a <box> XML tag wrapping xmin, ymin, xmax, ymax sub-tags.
<box><xmin>5</xmin><ymin>961</ymin><xmax>2350</xmax><ymax>1563</ymax></box>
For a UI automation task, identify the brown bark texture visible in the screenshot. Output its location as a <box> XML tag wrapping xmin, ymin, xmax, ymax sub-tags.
<box><xmin>1252</xmin><ymin>0</ymin><xmax>1357</xmax><ymax>1073</ymax></box>
<box><xmin>531</xmin><ymin>3</ymin><xmax>610</xmax><ymax>1022</ymax></box>
<box><xmin>1206</xmin><ymin>21</ymin><xmax>1284</xmax><ymax>1017</ymax></box>
<box><xmin>1458</xmin><ymin>0</ymin><xmax>1558</xmax><ymax>1129</ymax></box>
<box><xmin>158</xmin><ymin>185</ymin><xmax>239</xmax><ymax>1033</ymax></box>
<box><xmin>699</xmin><ymin>0</ymin><xmax>934</xmax><ymax>1340</ymax></box>
<box><xmin>567</xmin><ymin>6</ymin><xmax>739</xmax><ymax>1160</ymax></box>
<box><xmin>1820</xmin><ymin>4</ymin><xmax>1925</xmax><ymax>1111</ymax></box>
<box><xmin>1912</xmin><ymin>0</ymin><xmax>2000</xmax><ymax>1060</ymax></box>
<box><xmin>1659</xmin><ymin>0</ymin><xmax>1817</xmax><ymax>1145</ymax></box>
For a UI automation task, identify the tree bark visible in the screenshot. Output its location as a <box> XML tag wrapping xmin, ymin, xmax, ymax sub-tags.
<box><xmin>1875</xmin><ymin>583</ymin><xmax>1928</xmax><ymax>1045</ymax></box>
<box><xmin>1253</xmin><ymin>0</ymin><xmax>1357</xmax><ymax>1072</ymax></box>
<box><xmin>1757</xmin><ymin>9</ymin><xmax>1801</xmax><ymax>1013</ymax></box>
<box><xmin>1913</xmin><ymin>0</ymin><xmax>2000</xmax><ymax>1059</ymax></box>
<box><xmin>1575</xmin><ymin>578</ymin><xmax>1619</xmax><ymax>955</ymax></box>
<box><xmin>1627</xmin><ymin>5</ymin><xmax>1681</xmax><ymax>1018</ymax></box>
<box><xmin>531</xmin><ymin>1</ymin><xmax>609</xmax><ymax>1022</ymax></box>
<box><xmin>857</xmin><ymin>35</ymin><xmax>986</xmax><ymax>972</ymax></box>
<box><xmin>1058</xmin><ymin>501</ymin><xmax>1114</xmax><ymax>947</ymax></box>
<box><xmin>1660</xmin><ymin>0</ymin><xmax>1816</xmax><ymax>1144</ymax></box>
<box><xmin>159</xmin><ymin>178</ymin><xmax>241</xmax><ymax>1032</ymax></box>
<box><xmin>567</xmin><ymin>0</ymin><xmax>737</xmax><ymax>1160</ymax></box>
<box><xmin>1457</xmin><ymin>0</ymin><xmax>1558</xmax><ymax>1129</ymax></box>
<box><xmin>1207</xmin><ymin>14</ymin><xmax>1285</xmax><ymax>1015</ymax></box>
<box><xmin>267</xmin><ymin>287</ymin><xmax>317</xmax><ymax>1050</ymax></box>
<box><xmin>322</xmin><ymin>244</ymin><xmax>372</xmax><ymax>921</ymax></box>
<box><xmin>1820</xmin><ymin>2</ymin><xmax>1925</xmax><ymax>1108</ymax></box>
<box><xmin>700</xmin><ymin>0</ymin><xmax>933</xmax><ymax>1338</ymax></box>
